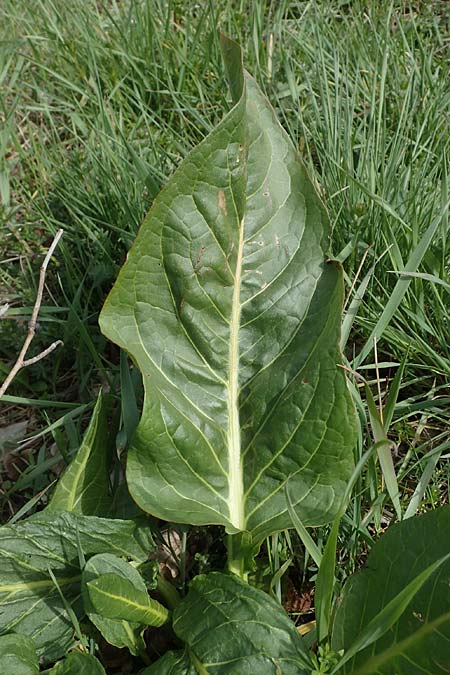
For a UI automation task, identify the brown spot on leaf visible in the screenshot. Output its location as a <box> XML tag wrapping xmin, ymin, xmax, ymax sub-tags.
<box><xmin>193</xmin><ymin>246</ymin><xmax>206</xmax><ymax>273</ymax></box>
<box><xmin>218</xmin><ymin>189</ymin><xmax>227</xmax><ymax>216</ymax></box>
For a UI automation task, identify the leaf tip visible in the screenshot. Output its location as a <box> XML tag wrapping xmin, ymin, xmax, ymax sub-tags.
<box><xmin>220</xmin><ymin>34</ymin><xmax>244</xmax><ymax>104</ymax></box>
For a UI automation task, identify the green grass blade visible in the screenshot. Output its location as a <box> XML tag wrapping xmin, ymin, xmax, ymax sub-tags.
<box><xmin>285</xmin><ymin>483</ymin><xmax>322</xmax><ymax>568</ymax></box>
<box><xmin>341</xmin><ymin>263</ymin><xmax>375</xmax><ymax>350</ymax></box>
<box><xmin>315</xmin><ymin>514</ymin><xmax>339</xmax><ymax>645</ymax></box>
<box><xmin>382</xmin><ymin>350</ymin><xmax>408</xmax><ymax>431</ymax></box>
<box><xmin>356</xmin><ymin>199</ymin><xmax>450</xmax><ymax>366</ymax></box>
<box><xmin>388</xmin><ymin>270</ymin><xmax>450</xmax><ymax>292</ymax></box>
<box><xmin>365</xmin><ymin>383</ymin><xmax>402</xmax><ymax>520</ymax></box>
<box><xmin>404</xmin><ymin>451</ymin><xmax>442</xmax><ymax>520</ymax></box>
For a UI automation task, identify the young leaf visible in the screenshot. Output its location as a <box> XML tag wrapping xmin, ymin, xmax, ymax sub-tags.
<box><xmin>86</xmin><ymin>573</ymin><xmax>169</xmax><ymax>626</ymax></box>
<box><xmin>49</xmin><ymin>652</ymin><xmax>106</xmax><ymax>674</ymax></box>
<box><xmin>82</xmin><ymin>553</ymin><xmax>149</xmax><ymax>655</ymax></box>
<box><xmin>0</xmin><ymin>634</ymin><xmax>39</xmax><ymax>675</ymax></box>
<box><xmin>99</xmin><ymin>36</ymin><xmax>356</xmax><ymax>541</ymax></box>
<box><xmin>47</xmin><ymin>393</ymin><xmax>113</xmax><ymax>516</ymax></box>
<box><xmin>332</xmin><ymin>506</ymin><xmax>450</xmax><ymax>673</ymax></box>
<box><xmin>0</xmin><ymin>512</ymin><xmax>154</xmax><ymax>663</ymax></box>
<box><xmin>148</xmin><ymin>571</ymin><xmax>312</xmax><ymax>674</ymax></box>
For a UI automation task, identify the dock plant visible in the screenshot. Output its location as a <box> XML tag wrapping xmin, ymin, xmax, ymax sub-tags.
<box><xmin>0</xmin><ymin>36</ymin><xmax>448</xmax><ymax>675</ymax></box>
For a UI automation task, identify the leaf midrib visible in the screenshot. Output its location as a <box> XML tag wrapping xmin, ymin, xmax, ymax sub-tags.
<box><xmin>227</xmin><ymin>218</ymin><xmax>245</xmax><ymax>530</ymax></box>
<box><xmin>88</xmin><ymin>582</ymin><xmax>168</xmax><ymax>624</ymax></box>
<box><xmin>0</xmin><ymin>574</ymin><xmax>81</xmax><ymax>594</ymax></box>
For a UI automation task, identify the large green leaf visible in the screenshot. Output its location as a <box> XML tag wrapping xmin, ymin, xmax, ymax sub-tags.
<box><xmin>147</xmin><ymin>572</ymin><xmax>311</xmax><ymax>674</ymax></box>
<box><xmin>49</xmin><ymin>652</ymin><xmax>106</xmax><ymax>674</ymax></box>
<box><xmin>99</xmin><ymin>37</ymin><xmax>355</xmax><ymax>541</ymax></box>
<box><xmin>332</xmin><ymin>506</ymin><xmax>450</xmax><ymax>673</ymax></box>
<box><xmin>47</xmin><ymin>393</ymin><xmax>113</xmax><ymax>516</ymax></box>
<box><xmin>0</xmin><ymin>512</ymin><xmax>153</xmax><ymax>662</ymax></box>
<box><xmin>0</xmin><ymin>634</ymin><xmax>39</xmax><ymax>675</ymax></box>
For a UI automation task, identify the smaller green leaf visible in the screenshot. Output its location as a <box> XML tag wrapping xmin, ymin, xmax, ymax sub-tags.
<box><xmin>0</xmin><ymin>634</ymin><xmax>38</xmax><ymax>675</ymax></box>
<box><xmin>87</xmin><ymin>573</ymin><xmax>169</xmax><ymax>627</ymax></box>
<box><xmin>47</xmin><ymin>393</ymin><xmax>113</xmax><ymax>516</ymax></box>
<box><xmin>49</xmin><ymin>652</ymin><xmax>106</xmax><ymax>674</ymax></box>
<box><xmin>332</xmin><ymin>553</ymin><xmax>450</xmax><ymax>673</ymax></box>
<box><xmin>82</xmin><ymin>553</ymin><xmax>149</xmax><ymax>655</ymax></box>
<box><xmin>332</xmin><ymin>507</ymin><xmax>450</xmax><ymax>673</ymax></box>
<box><xmin>351</xmin><ymin>611</ymin><xmax>450</xmax><ymax>675</ymax></box>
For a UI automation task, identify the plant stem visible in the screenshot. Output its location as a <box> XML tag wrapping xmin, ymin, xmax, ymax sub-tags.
<box><xmin>156</xmin><ymin>574</ymin><xmax>181</xmax><ymax>610</ymax></box>
<box><xmin>227</xmin><ymin>533</ymin><xmax>249</xmax><ymax>581</ymax></box>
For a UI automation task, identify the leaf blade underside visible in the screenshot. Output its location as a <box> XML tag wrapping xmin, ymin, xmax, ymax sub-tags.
<box><xmin>99</xmin><ymin>37</ymin><xmax>356</xmax><ymax>541</ymax></box>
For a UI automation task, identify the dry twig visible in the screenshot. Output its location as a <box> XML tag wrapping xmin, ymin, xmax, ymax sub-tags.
<box><xmin>0</xmin><ymin>229</ymin><xmax>64</xmax><ymax>398</ymax></box>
